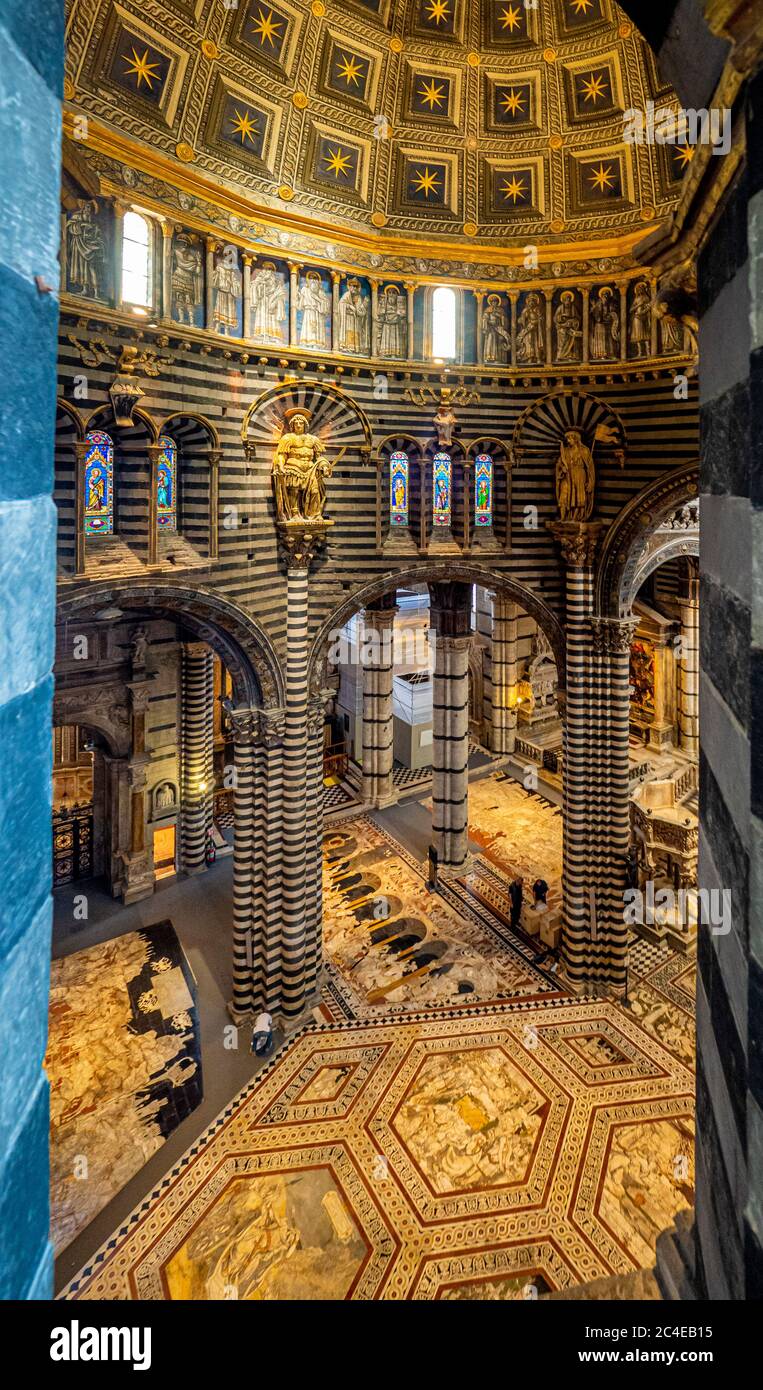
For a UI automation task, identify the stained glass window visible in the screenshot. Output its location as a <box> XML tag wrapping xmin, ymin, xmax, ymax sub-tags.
<box><xmin>83</xmin><ymin>430</ymin><xmax>114</xmax><ymax>535</ymax></box>
<box><xmin>156</xmin><ymin>435</ymin><xmax>177</xmax><ymax>531</ymax></box>
<box><xmin>390</xmin><ymin>451</ymin><xmax>409</xmax><ymax>528</ymax></box>
<box><xmin>474</xmin><ymin>454</ymin><xmax>493</xmax><ymax>527</ymax></box>
<box><xmin>433</xmin><ymin>452</ymin><xmax>452</xmax><ymax>528</ymax></box>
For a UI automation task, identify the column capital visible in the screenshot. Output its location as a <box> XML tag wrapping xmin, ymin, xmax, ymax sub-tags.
<box><xmin>229</xmin><ymin>704</ymin><xmax>287</xmax><ymax>747</ymax></box>
<box><xmin>546</xmin><ymin>519</ymin><xmax>606</xmax><ymax>569</ymax></box>
<box><xmin>207</xmin><ymin>448</ymin><xmax>223</xmax><ymax>468</ymax></box>
<box><xmin>589</xmin><ymin>616</ymin><xmax>638</xmax><ymax>655</ymax></box>
<box><xmin>278</xmin><ymin>519</ymin><xmax>334</xmax><ymax>569</ymax></box>
<box><xmin>307</xmin><ymin>692</ymin><xmax>330</xmax><ymax>736</ymax></box>
<box><xmin>429</xmin><ymin>579</ymin><xmax>472</xmax><ymax>637</ymax></box>
<box><xmin>184</xmin><ymin>640</ymin><xmax>211</xmax><ymax>659</ymax></box>
<box><xmin>436</xmin><ymin>633</ymin><xmax>472</xmax><ymax>655</ymax></box>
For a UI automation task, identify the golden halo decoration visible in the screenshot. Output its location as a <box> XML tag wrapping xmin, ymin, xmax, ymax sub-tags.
<box><xmin>462</xmin><ymin>221</ymin><xmax>478</xmax><ymax>237</ymax></box>
<box><xmin>200</xmin><ymin>39</ymin><xmax>218</xmax><ymax>60</ymax></box>
<box><xmin>63</xmin><ymin>77</ymin><xmax>76</xmax><ymax>101</ymax></box>
<box><xmin>487</xmin><ymin>293</ymin><xmax>501</xmax><ymax>306</ymax></box>
<box><xmin>311</xmin><ymin>1</ymin><xmax>326</xmax><ymax>16</ymax></box>
<box><xmin>389</xmin><ymin>37</ymin><xmax>404</xmax><ymax>53</ymax></box>
<box><xmin>279</xmin><ymin>184</ymin><xmax>295</xmax><ymax>201</ymax></box>
<box><xmin>292</xmin><ymin>91</ymin><xmax>309</xmax><ymax>109</ymax></box>
<box><xmin>467</xmin><ymin>51</ymin><xmax>480</xmax><ymax>66</ymax></box>
<box><xmin>371</xmin><ymin>211</ymin><xmax>387</xmax><ymax>228</ymax></box>
<box><xmin>284</xmin><ymin>406</ymin><xmax>312</xmax><ymax>423</ymax></box>
<box><xmin>176</xmin><ymin>142</ymin><xmax>196</xmax><ymax>163</ymax></box>
<box><xmin>543</xmin><ymin>48</ymin><xmax>557</xmax><ymax>63</ymax></box>
<box><xmin>548</xmin><ymin>133</ymin><xmax>563</xmax><ymax>150</ymax></box>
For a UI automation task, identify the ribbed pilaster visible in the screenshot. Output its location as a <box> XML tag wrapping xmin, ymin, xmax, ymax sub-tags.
<box><xmin>180</xmin><ymin>643</ymin><xmax>214</xmax><ymax>875</ymax></box>
<box><xmin>489</xmin><ymin>592</ymin><xmax>519</xmax><ymax>754</ymax></box>
<box><xmin>678</xmin><ymin>567</ymin><xmax>699</xmax><ymax>756</ymax></box>
<box><xmin>361</xmin><ymin>603</ymin><xmax>397</xmax><ymax>807</ymax></box>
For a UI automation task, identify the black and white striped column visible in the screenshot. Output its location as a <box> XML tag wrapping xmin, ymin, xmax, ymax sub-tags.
<box><xmin>229</xmin><ymin>705</ymin><xmax>286</xmax><ymax>1022</ymax></box>
<box><xmin>488</xmin><ymin>591</ymin><xmax>519</xmax><ymax>755</ymax></box>
<box><xmin>550</xmin><ymin>522</ymin><xmax>634</xmax><ymax>992</ymax></box>
<box><xmin>304</xmin><ymin>691</ymin><xmax>330</xmax><ymax>997</ymax></box>
<box><xmin>361</xmin><ymin>596</ymin><xmax>398</xmax><ymax>808</ymax></box>
<box><xmin>180</xmin><ymin>642</ymin><xmax>214</xmax><ymax>875</ymax></box>
<box><xmin>678</xmin><ymin>561</ymin><xmax>699</xmax><ymax>756</ymax></box>
<box><xmin>430</xmin><ymin>582</ymin><xmax>472</xmax><ymax>871</ymax></box>
<box><xmin>281</xmin><ymin>556</ymin><xmax>311</xmax><ymax>1019</ymax></box>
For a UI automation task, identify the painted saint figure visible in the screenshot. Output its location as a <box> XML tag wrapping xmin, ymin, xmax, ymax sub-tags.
<box><xmin>87</xmin><ymin>466</ymin><xmax>105</xmax><ymax>512</ymax></box>
<box><xmin>272</xmin><ymin>408</ymin><xmax>333</xmax><ymax>522</ymax></box>
<box><xmin>298</xmin><ymin>271</ymin><xmax>330</xmax><ymax>348</ymax></box>
<box><xmin>556</xmin><ymin>429</ymin><xmax>596</xmax><ymax>522</ymax></box>
<box><xmin>516</xmin><ymin>292</ymin><xmax>545</xmax><ymax>364</ymax></box>
<box><xmin>629</xmin><ymin>281</ymin><xmax>652</xmax><ymax>358</ymax></box>
<box><xmin>337</xmin><ymin>279</ymin><xmax>369</xmax><ymax>354</ymax></box>
<box><xmin>589</xmin><ymin>286</ymin><xmax>620</xmax><ymax>360</ymax></box>
<box><xmin>213</xmin><ymin>255</ymin><xmax>242</xmax><ymax>336</ymax></box>
<box><xmin>481</xmin><ymin>295</ymin><xmax>510</xmax><ymax>364</ymax></box>
<box><xmin>157</xmin><ymin>466</ymin><xmax>171</xmax><ymax>510</ymax></box>
<box><xmin>377</xmin><ymin>285</ymin><xmax>407</xmax><ymax>359</ymax></box>
<box><xmin>172</xmin><ymin>236</ymin><xmax>203</xmax><ymax>326</ymax></box>
<box><xmin>554</xmin><ymin>291</ymin><xmax>582</xmax><ymax>363</ymax></box>
<box><xmin>250</xmin><ymin>262</ymin><xmax>288</xmax><ymax>343</ymax></box>
<box><xmin>67</xmin><ymin>200</ymin><xmax>103</xmax><ymax>299</ymax></box>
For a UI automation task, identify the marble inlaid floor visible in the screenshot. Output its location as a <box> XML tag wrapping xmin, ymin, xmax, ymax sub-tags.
<box><xmin>61</xmin><ymin>1000</ymin><xmax>694</xmax><ymax>1301</ymax></box>
<box><xmin>47</xmin><ymin>921</ymin><xmax>202</xmax><ymax>1254</ymax></box>
<box><xmin>319</xmin><ymin>817</ymin><xmax>565</xmax><ymax>1022</ymax></box>
<box><xmin>425</xmin><ymin>772</ymin><xmax>563</xmax><ymax>895</ymax></box>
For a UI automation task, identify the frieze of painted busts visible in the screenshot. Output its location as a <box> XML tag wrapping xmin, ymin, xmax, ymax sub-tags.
<box><xmin>171</xmin><ymin>232</ymin><xmax>203</xmax><ymax>326</ymax></box>
<box><xmin>516</xmin><ymin>292</ymin><xmax>545</xmax><ymax>365</ymax></box>
<box><xmin>589</xmin><ymin>286</ymin><xmax>620</xmax><ymax>361</ymax></box>
<box><xmin>250</xmin><ymin>260</ymin><xmax>288</xmax><ymax>344</ymax></box>
<box><xmin>481</xmin><ymin>294</ymin><xmax>510</xmax><ymax>364</ymax></box>
<box><xmin>553</xmin><ymin>290</ymin><xmax>582</xmax><ymax>364</ymax></box>
<box><xmin>272</xmin><ymin>407</ymin><xmax>333</xmax><ymax>524</ymax></box>
<box><xmin>337</xmin><ymin>277</ymin><xmax>370</xmax><ymax>355</ymax></box>
<box><xmin>376</xmin><ymin>283</ymin><xmax>407</xmax><ymax>359</ymax></box>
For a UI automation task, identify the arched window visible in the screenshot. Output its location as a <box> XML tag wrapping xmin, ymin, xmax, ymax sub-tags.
<box><xmin>157</xmin><ymin>436</ymin><xmax>177</xmax><ymax>532</ymax></box>
<box><xmin>474</xmin><ymin>454</ymin><xmax>493</xmax><ymax>527</ymax></box>
<box><xmin>433</xmin><ymin>452</ymin><xmax>452</xmax><ymax>528</ymax></box>
<box><xmin>431</xmin><ymin>285</ymin><xmax>457</xmax><ymax>359</ymax></box>
<box><xmin>121</xmin><ymin>211</ymin><xmax>151</xmax><ymax>307</ymax></box>
<box><xmin>390</xmin><ymin>451</ymin><xmax>409</xmax><ymax>528</ymax></box>
<box><xmin>83</xmin><ymin>431</ymin><xmax>114</xmax><ymax>536</ymax></box>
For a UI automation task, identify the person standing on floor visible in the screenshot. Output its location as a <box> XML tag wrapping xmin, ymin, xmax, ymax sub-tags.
<box><xmin>509</xmin><ymin>877</ymin><xmax>524</xmax><ymax>929</ymax></box>
<box><xmin>251</xmin><ymin>1010</ymin><xmax>273</xmax><ymax>1057</ymax></box>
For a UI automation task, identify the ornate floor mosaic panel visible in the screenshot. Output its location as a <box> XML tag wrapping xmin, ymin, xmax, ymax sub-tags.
<box><xmin>61</xmin><ymin>1002</ymin><xmax>693</xmax><ymax>1301</ymax></box>
<box><xmin>319</xmin><ymin>817</ymin><xmax>565</xmax><ymax>1021</ymax></box>
<box><xmin>425</xmin><ymin>773</ymin><xmax>564</xmax><ymax>894</ymax></box>
<box><xmin>47</xmin><ymin>921</ymin><xmax>202</xmax><ymax>1254</ymax></box>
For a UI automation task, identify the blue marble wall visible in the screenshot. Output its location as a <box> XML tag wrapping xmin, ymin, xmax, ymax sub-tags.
<box><xmin>0</xmin><ymin>0</ymin><xmax>62</xmax><ymax>1300</ymax></box>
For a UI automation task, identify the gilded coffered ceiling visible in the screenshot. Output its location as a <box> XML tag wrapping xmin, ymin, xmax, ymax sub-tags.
<box><xmin>64</xmin><ymin>0</ymin><xmax>690</xmax><ymax>252</ymax></box>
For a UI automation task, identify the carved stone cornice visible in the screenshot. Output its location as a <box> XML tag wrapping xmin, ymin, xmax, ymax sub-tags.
<box><xmin>229</xmin><ymin>705</ymin><xmax>287</xmax><ymax>748</ymax></box>
<box><xmin>547</xmin><ymin>520</ymin><xmax>607</xmax><ymax>570</ymax></box>
<box><xmin>589</xmin><ymin>617</ymin><xmax>638</xmax><ymax>656</ymax></box>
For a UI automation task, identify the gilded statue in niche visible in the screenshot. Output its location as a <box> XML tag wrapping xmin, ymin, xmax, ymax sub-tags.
<box><xmin>337</xmin><ymin>278</ymin><xmax>369</xmax><ymax>354</ymax></box>
<box><xmin>376</xmin><ymin>284</ymin><xmax>407</xmax><ymax>359</ymax></box>
<box><xmin>629</xmin><ymin>281</ymin><xmax>652</xmax><ymax>358</ymax></box>
<box><xmin>555</xmin><ymin>429</ymin><xmax>596</xmax><ymax>522</ymax></box>
<box><xmin>516</xmin><ymin>292</ymin><xmax>545</xmax><ymax>364</ymax></box>
<box><xmin>272</xmin><ymin>408</ymin><xmax>333</xmax><ymax>523</ymax></box>
<box><xmin>250</xmin><ymin>262</ymin><xmax>288</xmax><ymax>344</ymax></box>
<box><xmin>481</xmin><ymin>294</ymin><xmax>510</xmax><ymax>364</ymax></box>
<box><xmin>67</xmin><ymin>200</ymin><xmax>104</xmax><ymax>299</ymax></box>
<box><xmin>172</xmin><ymin>235</ymin><xmax>203</xmax><ymax>326</ymax></box>
<box><xmin>589</xmin><ymin>286</ymin><xmax>620</xmax><ymax>360</ymax></box>
<box><xmin>554</xmin><ymin>291</ymin><xmax>582</xmax><ymax>363</ymax></box>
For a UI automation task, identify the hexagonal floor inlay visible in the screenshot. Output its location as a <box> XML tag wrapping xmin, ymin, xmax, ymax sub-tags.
<box><xmin>391</xmin><ymin>1046</ymin><xmax>549</xmax><ymax>1193</ymax></box>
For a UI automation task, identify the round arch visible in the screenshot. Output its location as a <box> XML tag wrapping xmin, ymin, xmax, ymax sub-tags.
<box><xmin>595</xmin><ymin>462</ymin><xmax>699</xmax><ymax>617</ymax></box>
<box><xmin>55</xmin><ymin>398</ymin><xmax>85</xmax><ymax>440</ymax></box>
<box><xmin>56</xmin><ymin>582</ymin><xmax>285</xmax><ymax>708</ymax></box>
<box><xmin>159</xmin><ymin>411</ymin><xmax>220</xmax><ymax>451</ymax></box>
<box><xmin>307</xmin><ymin>561</ymin><xmax>566</xmax><ymax>695</ymax></box>
<box><xmin>83</xmin><ymin>404</ymin><xmax>160</xmax><ymax>444</ymax></box>
<box><xmin>241</xmin><ymin>378</ymin><xmax>373</xmax><ymax>456</ymax></box>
